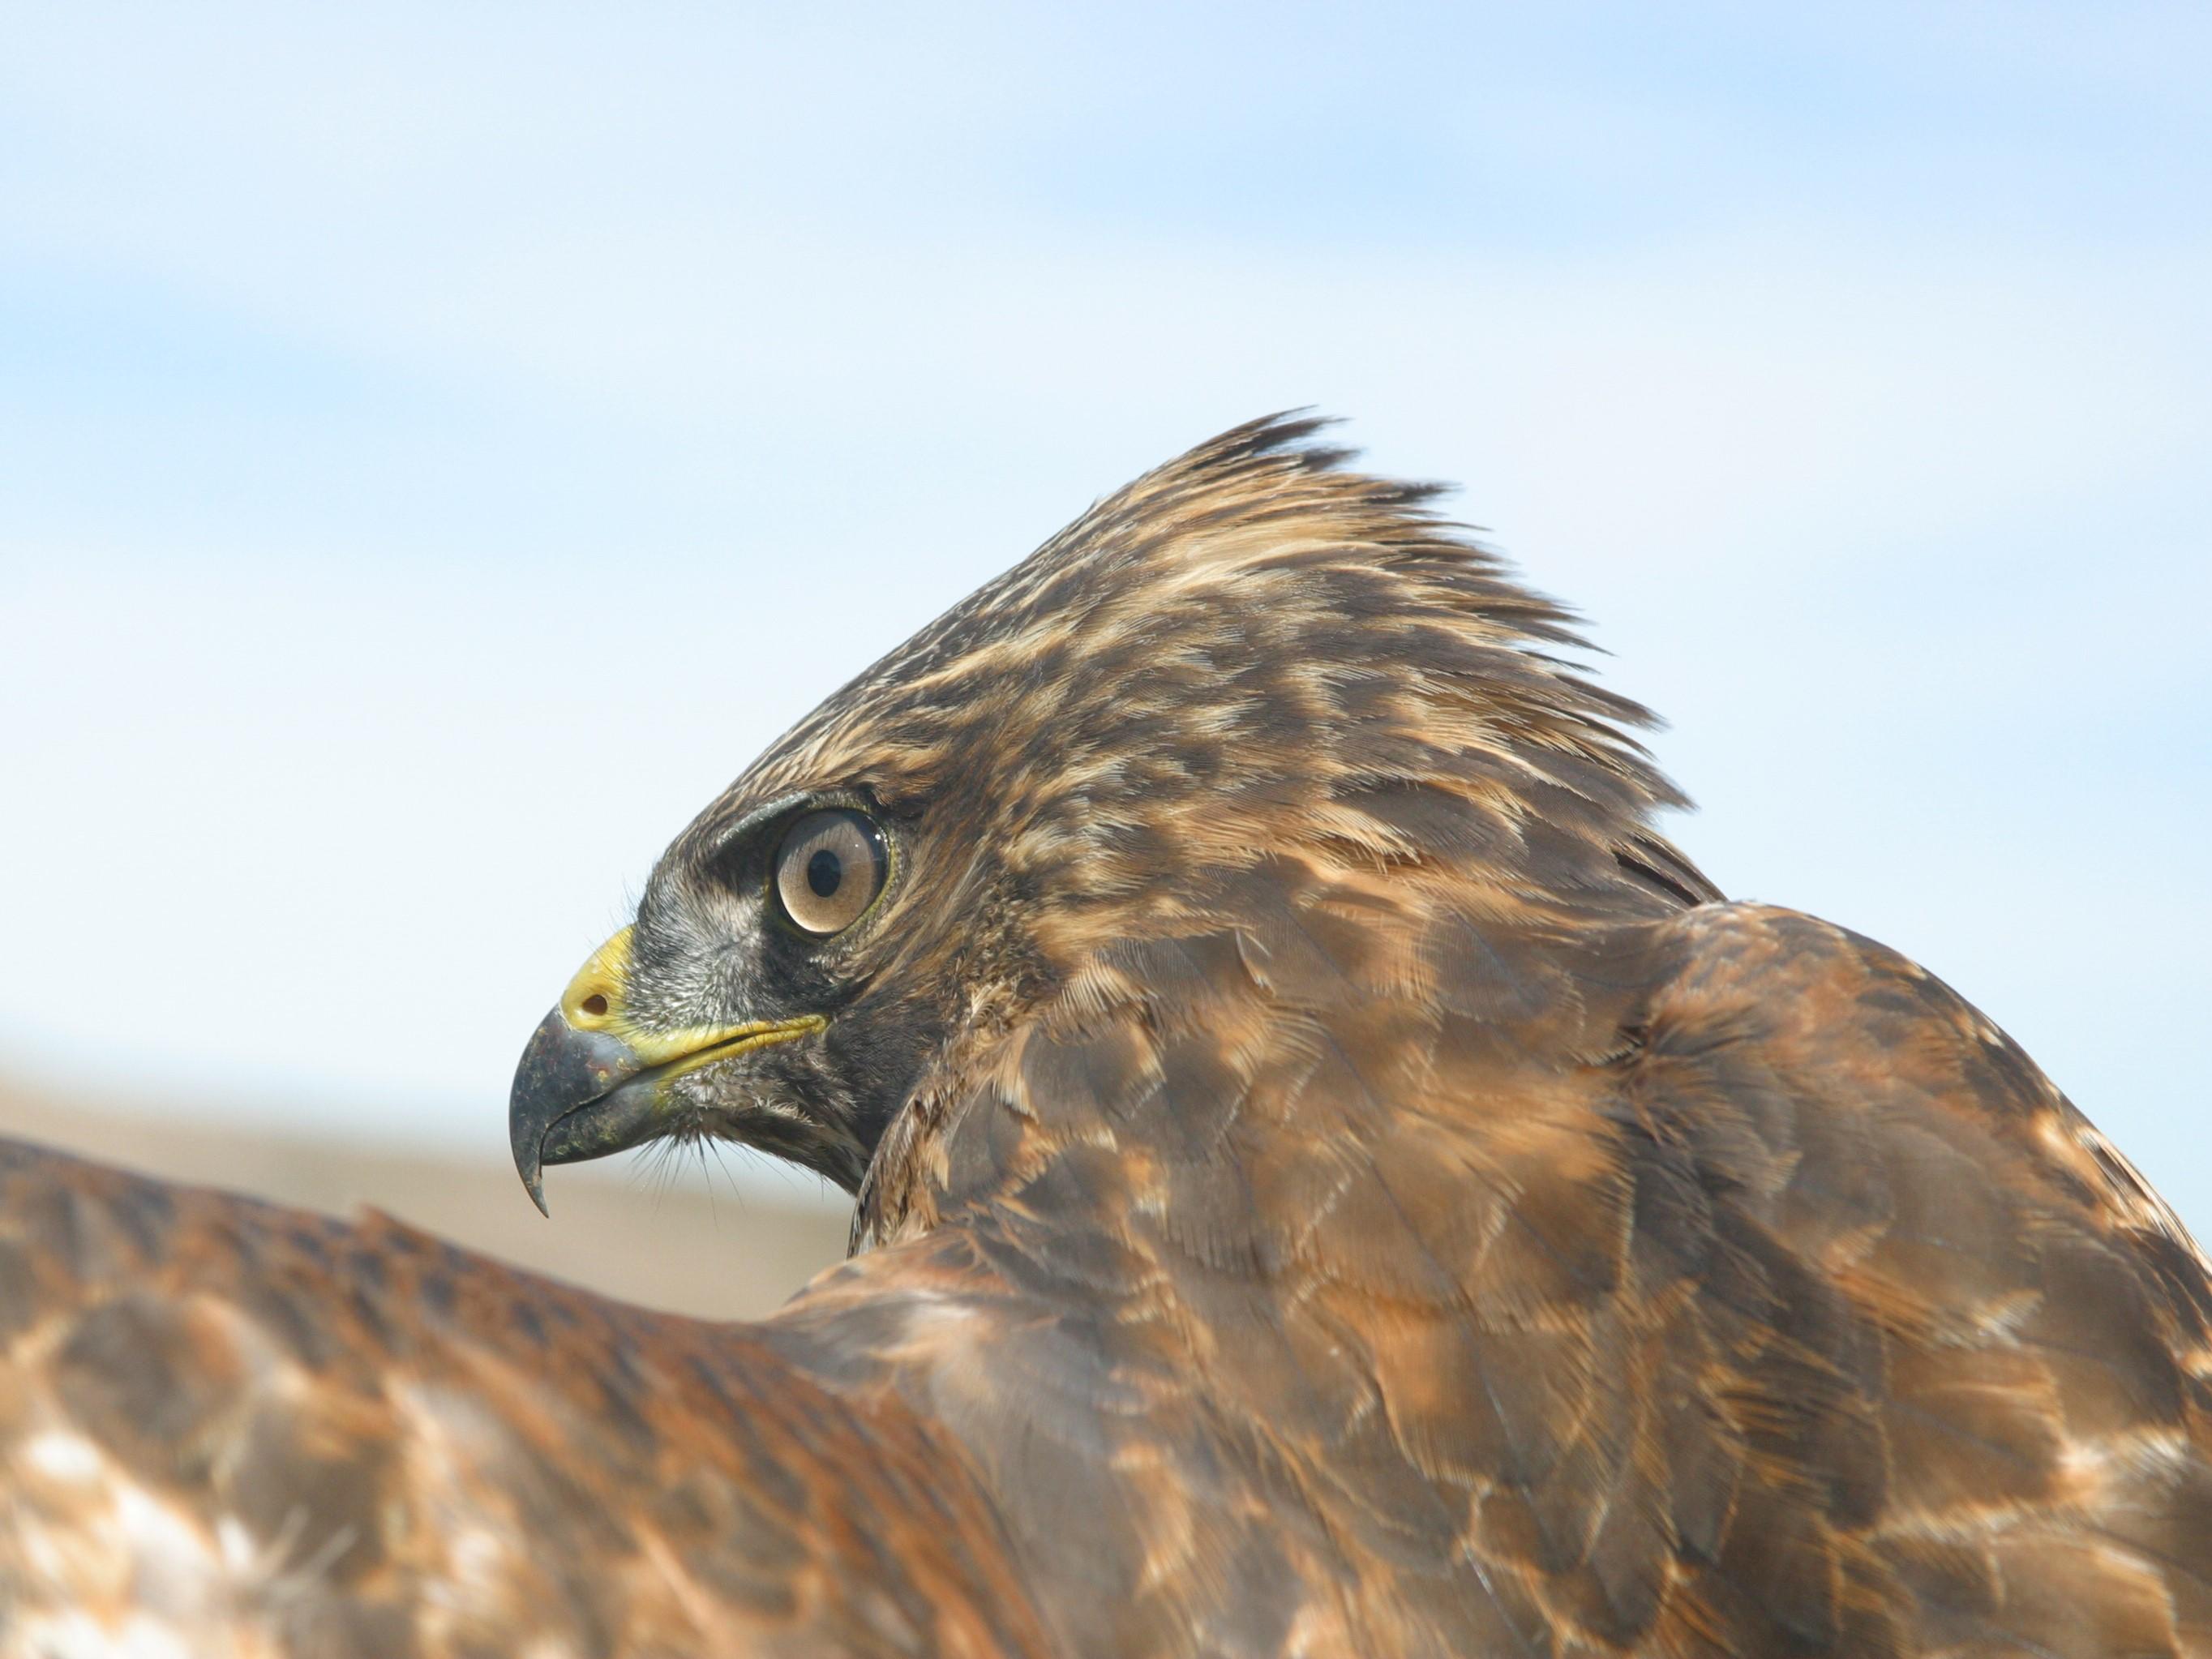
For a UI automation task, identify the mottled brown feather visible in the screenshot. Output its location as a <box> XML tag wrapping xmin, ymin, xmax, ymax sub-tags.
<box><xmin>0</xmin><ymin>1145</ymin><xmax>1053</xmax><ymax>1657</ymax></box>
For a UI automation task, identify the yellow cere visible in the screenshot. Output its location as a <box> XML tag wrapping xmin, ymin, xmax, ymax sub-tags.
<box><xmin>558</xmin><ymin>924</ymin><xmax>827</xmax><ymax>1074</ymax></box>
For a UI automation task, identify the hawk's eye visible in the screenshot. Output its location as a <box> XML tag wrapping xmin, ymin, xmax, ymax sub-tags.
<box><xmin>772</xmin><ymin>808</ymin><xmax>888</xmax><ymax>936</ymax></box>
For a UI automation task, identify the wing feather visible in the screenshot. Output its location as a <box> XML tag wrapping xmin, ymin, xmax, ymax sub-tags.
<box><xmin>0</xmin><ymin>1142</ymin><xmax>1053</xmax><ymax>1659</ymax></box>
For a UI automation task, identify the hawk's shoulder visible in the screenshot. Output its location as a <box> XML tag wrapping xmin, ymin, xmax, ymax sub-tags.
<box><xmin>1598</xmin><ymin>899</ymin><xmax>2212</xmax><ymax>1656</ymax></box>
<box><xmin>1632</xmin><ymin>898</ymin><xmax>2208</xmax><ymax>1280</ymax></box>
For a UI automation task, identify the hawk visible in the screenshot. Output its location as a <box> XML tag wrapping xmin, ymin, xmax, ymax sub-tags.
<box><xmin>3</xmin><ymin>416</ymin><xmax>2208</xmax><ymax>1657</ymax></box>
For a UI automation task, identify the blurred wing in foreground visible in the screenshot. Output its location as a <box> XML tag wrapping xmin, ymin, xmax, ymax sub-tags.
<box><xmin>0</xmin><ymin>1141</ymin><xmax>1051</xmax><ymax>1659</ymax></box>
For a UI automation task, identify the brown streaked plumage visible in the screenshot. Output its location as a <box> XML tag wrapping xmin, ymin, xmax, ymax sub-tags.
<box><xmin>0</xmin><ymin>1147</ymin><xmax>1053</xmax><ymax>1657</ymax></box>
<box><xmin>5</xmin><ymin>415</ymin><xmax>2208</xmax><ymax>1657</ymax></box>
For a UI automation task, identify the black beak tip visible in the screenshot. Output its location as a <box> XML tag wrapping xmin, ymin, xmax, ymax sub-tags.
<box><xmin>509</xmin><ymin>1003</ymin><xmax>589</xmax><ymax>1217</ymax></box>
<box><xmin>509</xmin><ymin>1002</ymin><xmax>652</xmax><ymax>1219</ymax></box>
<box><xmin>512</xmin><ymin>1115</ymin><xmax>552</xmax><ymax>1216</ymax></box>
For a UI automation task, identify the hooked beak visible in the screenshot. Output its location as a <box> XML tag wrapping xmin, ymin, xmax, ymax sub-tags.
<box><xmin>507</xmin><ymin>927</ymin><xmax>826</xmax><ymax>1215</ymax></box>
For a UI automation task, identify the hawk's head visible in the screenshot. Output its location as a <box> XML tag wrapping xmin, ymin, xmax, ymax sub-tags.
<box><xmin>508</xmin><ymin>415</ymin><xmax>1713</xmax><ymax>1215</ymax></box>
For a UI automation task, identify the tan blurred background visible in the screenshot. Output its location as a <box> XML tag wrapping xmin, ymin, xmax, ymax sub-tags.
<box><xmin>0</xmin><ymin>1075</ymin><xmax>850</xmax><ymax>1321</ymax></box>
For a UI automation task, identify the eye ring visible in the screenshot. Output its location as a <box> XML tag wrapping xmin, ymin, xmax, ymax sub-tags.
<box><xmin>771</xmin><ymin>808</ymin><xmax>890</xmax><ymax>937</ymax></box>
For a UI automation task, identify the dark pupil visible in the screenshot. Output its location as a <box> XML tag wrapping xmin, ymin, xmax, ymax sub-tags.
<box><xmin>806</xmin><ymin>847</ymin><xmax>843</xmax><ymax>898</ymax></box>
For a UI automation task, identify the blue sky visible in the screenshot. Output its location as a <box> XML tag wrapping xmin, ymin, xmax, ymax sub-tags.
<box><xmin>3</xmin><ymin>3</ymin><xmax>2208</xmax><ymax>1216</ymax></box>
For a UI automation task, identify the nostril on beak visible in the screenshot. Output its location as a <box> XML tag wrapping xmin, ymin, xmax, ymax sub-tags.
<box><xmin>579</xmin><ymin>992</ymin><xmax>610</xmax><ymax>1018</ymax></box>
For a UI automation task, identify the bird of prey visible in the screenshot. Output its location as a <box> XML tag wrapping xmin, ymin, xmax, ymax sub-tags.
<box><xmin>3</xmin><ymin>415</ymin><xmax>2209</xmax><ymax>1658</ymax></box>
